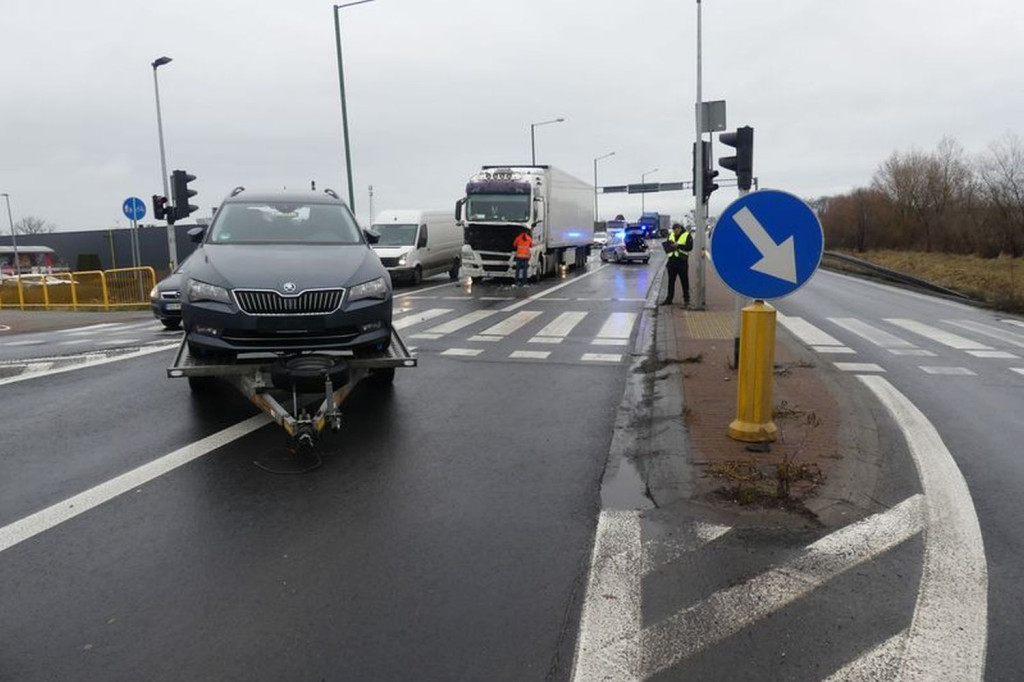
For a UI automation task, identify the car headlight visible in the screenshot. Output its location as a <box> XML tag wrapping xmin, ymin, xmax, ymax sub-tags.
<box><xmin>348</xmin><ymin>276</ymin><xmax>389</xmax><ymax>302</ymax></box>
<box><xmin>149</xmin><ymin>286</ymin><xmax>159</xmax><ymax>300</ymax></box>
<box><xmin>397</xmin><ymin>255</ymin><xmax>407</xmax><ymax>266</ymax></box>
<box><xmin>187</xmin><ymin>278</ymin><xmax>232</xmax><ymax>304</ymax></box>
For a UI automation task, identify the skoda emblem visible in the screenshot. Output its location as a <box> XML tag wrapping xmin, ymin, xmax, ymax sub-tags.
<box><xmin>282</xmin><ymin>282</ymin><xmax>297</xmax><ymax>293</ymax></box>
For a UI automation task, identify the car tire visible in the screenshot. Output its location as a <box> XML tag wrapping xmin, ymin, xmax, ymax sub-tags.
<box><xmin>449</xmin><ymin>259</ymin><xmax>461</xmax><ymax>280</ymax></box>
<box><xmin>162</xmin><ymin>319</ymin><xmax>182</xmax><ymax>330</ymax></box>
<box><xmin>271</xmin><ymin>356</ymin><xmax>350</xmax><ymax>394</ymax></box>
<box><xmin>412</xmin><ymin>266</ymin><xmax>423</xmax><ymax>285</ymax></box>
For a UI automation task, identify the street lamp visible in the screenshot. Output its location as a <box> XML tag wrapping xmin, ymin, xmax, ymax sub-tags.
<box><xmin>2</xmin><ymin>193</ymin><xmax>20</xmax><ymax>276</ymax></box>
<box><xmin>593</xmin><ymin>151</ymin><xmax>615</xmax><ymax>223</ymax></box>
<box><xmin>640</xmin><ymin>167</ymin><xmax>658</xmax><ymax>213</ymax></box>
<box><xmin>334</xmin><ymin>0</ymin><xmax>375</xmax><ymax>212</ymax></box>
<box><xmin>530</xmin><ymin>117</ymin><xmax>565</xmax><ymax>165</ymax></box>
<box><xmin>151</xmin><ymin>55</ymin><xmax>177</xmax><ymax>268</ymax></box>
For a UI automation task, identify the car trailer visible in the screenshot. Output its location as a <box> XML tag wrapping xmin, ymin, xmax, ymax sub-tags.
<box><xmin>167</xmin><ymin>326</ymin><xmax>417</xmax><ymax>458</ymax></box>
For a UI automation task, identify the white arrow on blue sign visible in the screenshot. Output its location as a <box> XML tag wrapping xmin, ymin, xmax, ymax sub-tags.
<box><xmin>709</xmin><ymin>189</ymin><xmax>824</xmax><ymax>300</ymax></box>
<box><xmin>122</xmin><ymin>196</ymin><xmax>146</xmax><ymax>221</ymax></box>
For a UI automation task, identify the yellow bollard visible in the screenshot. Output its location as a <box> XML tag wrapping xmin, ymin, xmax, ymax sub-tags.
<box><xmin>728</xmin><ymin>300</ymin><xmax>778</xmax><ymax>442</ymax></box>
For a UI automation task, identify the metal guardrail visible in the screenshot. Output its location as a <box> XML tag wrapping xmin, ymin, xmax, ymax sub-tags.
<box><xmin>0</xmin><ymin>266</ymin><xmax>156</xmax><ymax>311</ymax></box>
<box><xmin>820</xmin><ymin>251</ymin><xmax>976</xmax><ymax>302</ymax></box>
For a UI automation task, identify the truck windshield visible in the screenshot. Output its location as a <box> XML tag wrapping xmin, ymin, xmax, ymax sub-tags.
<box><xmin>467</xmin><ymin>194</ymin><xmax>531</xmax><ymax>223</ymax></box>
<box><xmin>371</xmin><ymin>223</ymin><xmax>418</xmax><ymax>246</ymax></box>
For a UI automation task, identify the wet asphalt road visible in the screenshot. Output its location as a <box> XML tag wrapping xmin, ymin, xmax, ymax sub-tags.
<box><xmin>0</xmin><ymin>258</ymin><xmax>648</xmax><ymax>681</ymax></box>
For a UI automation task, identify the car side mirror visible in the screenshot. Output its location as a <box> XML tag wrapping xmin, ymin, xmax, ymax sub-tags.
<box><xmin>187</xmin><ymin>227</ymin><xmax>206</xmax><ymax>243</ymax></box>
<box><xmin>532</xmin><ymin>198</ymin><xmax>545</xmax><ymax>226</ymax></box>
<box><xmin>363</xmin><ymin>228</ymin><xmax>380</xmax><ymax>244</ymax></box>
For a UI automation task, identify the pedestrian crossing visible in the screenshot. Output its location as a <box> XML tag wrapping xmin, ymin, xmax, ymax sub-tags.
<box><xmin>776</xmin><ymin>312</ymin><xmax>1024</xmax><ymax>380</ymax></box>
<box><xmin>396</xmin><ymin>307</ymin><xmax>632</xmax><ymax>364</ymax></box>
<box><xmin>0</xmin><ymin>320</ymin><xmax>181</xmax><ymax>350</ymax></box>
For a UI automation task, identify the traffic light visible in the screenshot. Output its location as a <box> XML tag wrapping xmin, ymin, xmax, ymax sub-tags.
<box><xmin>171</xmin><ymin>169</ymin><xmax>198</xmax><ymax>221</ymax></box>
<box><xmin>152</xmin><ymin>194</ymin><xmax>170</xmax><ymax>222</ymax></box>
<box><xmin>692</xmin><ymin>141</ymin><xmax>718</xmax><ymax>202</ymax></box>
<box><xmin>719</xmin><ymin>126</ymin><xmax>754</xmax><ymax>191</ymax></box>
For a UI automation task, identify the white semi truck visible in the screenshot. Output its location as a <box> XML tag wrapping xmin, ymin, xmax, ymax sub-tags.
<box><xmin>456</xmin><ymin>165</ymin><xmax>593</xmax><ymax>281</ymax></box>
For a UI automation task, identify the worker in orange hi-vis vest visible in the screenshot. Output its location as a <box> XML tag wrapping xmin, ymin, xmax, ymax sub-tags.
<box><xmin>512</xmin><ymin>228</ymin><xmax>533</xmax><ymax>287</ymax></box>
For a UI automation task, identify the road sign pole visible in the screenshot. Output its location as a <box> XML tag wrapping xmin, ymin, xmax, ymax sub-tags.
<box><xmin>733</xmin><ymin>187</ymin><xmax>750</xmax><ymax>368</ymax></box>
<box><xmin>693</xmin><ymin>0</ymin><xmax>706</xmax><ymax>310</ymax></box>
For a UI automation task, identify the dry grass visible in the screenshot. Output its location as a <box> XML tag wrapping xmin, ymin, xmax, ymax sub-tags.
<box><xmin>835</xmin><ymin>250</ymin><xmax>1024</xmax><ymax>312</ymax></box>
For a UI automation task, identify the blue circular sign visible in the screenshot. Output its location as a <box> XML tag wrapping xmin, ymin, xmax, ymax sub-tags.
<box><xmin>710</xmin><ymin>189</ymin><xmax>824</xmax><ymax>300</ymax></box>
<box><xmin>122</xmin><ymin>196</ymin><xmax>146</xmax><ymax>221</ymax></box>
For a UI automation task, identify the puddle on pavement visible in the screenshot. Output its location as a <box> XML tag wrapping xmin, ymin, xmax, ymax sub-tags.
<box><xmin>601</xmin><ymin>456</ymin><xmax>655</xmax><ymax>510</ymax></box>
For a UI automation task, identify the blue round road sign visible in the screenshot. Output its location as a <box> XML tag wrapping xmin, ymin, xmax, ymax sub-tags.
<box><xmin>122</xmin><ymin>196</ymin><xmax>146</xmax><ymax>221</ymax></box>
<box><xmin>710</xmin><ymin>189</ymin><xmax>824</xmax><ymax>300</ymax></box>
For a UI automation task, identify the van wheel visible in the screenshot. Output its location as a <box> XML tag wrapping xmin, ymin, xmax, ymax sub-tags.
<box><xmin>449</xmin><ymin>258</ymin><xmax>460</xmax><ymax>280</ymax></box>
<box><xmin>412</xmin><ymin>266</ymin><xmax>423</xmax><ymax>285</ymax></box>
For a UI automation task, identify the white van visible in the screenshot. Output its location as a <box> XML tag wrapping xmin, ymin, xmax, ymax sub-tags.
<box><xmin>370</xmin><ymin>209</ymin><xmax>464</xmax><ymax>284</ymax></box>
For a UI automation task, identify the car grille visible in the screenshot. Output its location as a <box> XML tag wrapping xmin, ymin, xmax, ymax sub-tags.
<box><xmin>160</xmin><ymin>290</ymin><xmax>180</xmax><ymax>300</ymax></box>
<box><xmin>378</xmin><ymin>257</ymin><xmax>400</xmax><ymax>267</ymax></box>
<box><xmin>233</xmin><ymin>288</ymin><xmax>344</xmax><ymax>316</ymax></box>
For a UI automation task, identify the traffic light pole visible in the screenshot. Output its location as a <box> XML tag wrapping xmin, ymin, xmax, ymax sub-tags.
<box><xmin>152</xmin><ymin>63</ymin><xmax>177</xmax><ymax>270</ymax></box>
<box><xmin>693</xmin><ymin>0</ymin><xmax>706</xmax><ymax>310</ymax></box>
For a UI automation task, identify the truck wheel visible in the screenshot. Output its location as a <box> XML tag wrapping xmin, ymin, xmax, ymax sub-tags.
<box><xmin>449</xmin><ymin>259</ymin><xmax>461</xmax><ymax>280</ymax></box>
<box><xmin>412</xmin><ymin>266</ymin><xmax>423</xmax><ymax>285</ymax></box>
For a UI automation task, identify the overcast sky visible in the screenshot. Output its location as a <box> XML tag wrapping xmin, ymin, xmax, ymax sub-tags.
<box><xmin>2</xmin><ymin>0</ymin><xmax>1022</xmax><ymax>233</ymax></box>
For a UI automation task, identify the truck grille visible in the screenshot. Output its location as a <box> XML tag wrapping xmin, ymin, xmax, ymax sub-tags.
<box><xmin>233</xmin><ymin>288</ymin><xmax>344</xmax><ymax>316</ymax></box>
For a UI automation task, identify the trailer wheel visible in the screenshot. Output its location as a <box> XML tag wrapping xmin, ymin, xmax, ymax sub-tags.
<box><xmin>271</xmin><ymin>356</ymin><xmax>350</xmax><ymax>394</ymax></box>
<box><xmin>188</xmin><ymin>376</ymin><xmax>217</xmax><ymax>393</ymax></box>
<box><xmin>368</xmin><ymin>367</ymin><xmax>396</xmax><ymax>385</ymax></box>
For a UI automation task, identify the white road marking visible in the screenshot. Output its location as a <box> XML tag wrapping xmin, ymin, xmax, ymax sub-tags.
<box><xmin>467</xmin><ymin>335</ymin><xmax>501</xmax><ymax>343</ymax></box>
<box><xmin>889</xmin><ymin>349</ymin><xmax>937</xmax><ymax>357</ymax></box>
<box><xmin>812</xmin><ymin>345</ymin><xmax>856</xmax><ymax>354</ymax></box>
<box><xmin>408</xmin><ymin>332</ymin><xmax>443</xmax><ymax>340</ymax></box>
<box><xmin>835</xmin><ymin>362</ymin><xmax>885</xmax><ymax>372</ymax></box>
<box><xmin>1012</xmin><ymin>368</ymin><xmax>1024</xmax><ymax>376</ymax></box>
<box><xmin>20</xmin><ymin>362</ymin><xmax>55</xmax><ymax>374</ymax></box>
<box><xmin>479</xmin><ymin>296</ymin><xmax>514</xmax><ymax>301</ymax></box>
<box><xmin>1000</xmin><ymin>319</ymin><xmax>1024</xmax><ymax>328</ymax></box>
<box><xmin>532</xmin><ymin>311</ymin><xmax>588</xmax><ymax>340</ymax></box>
<box><xmin>393</xmin><ymin>281</ymin><xmax>456</xmax><ymax>298</ymax></box>
<box><xmin>392</xmin><ymin>308</ymin><xmax>453</xmax><ymax>331</ymax></box>
<box><xmin>829</xmin><ymin>317</ymin><xmax>917</xmax><ymax>348</ymax></box>
<box><xmin>581</xmin><ymin>353</ymin><xmax>622</xmax><ymax>363</ymax></box>
<box><xmin>0</xmin><ymin>414</ymin><xmax>271</xmax><ymax>554</ymax></box>
<box><xmin>945</xmin><ymin>319</ymin><xmax>1024</xmax><ymax>348</ymax></box>
<box><xmin>98</xmin><ymin>338</ymin><xmax>141</xmax><ymax>345</ymax></box>
<box><xmin>1</xmin><ymin>339</ymin><xmax>46</xmax><ymax>347</ymax></box>
<box><xmin>501</xmin><ymin>264</ymin><xmax>609</xmax><ymax>312</ymax></box>
<box><xmin>596</xmin><ymin>312</ymin><xmax>637</xmax><ymax>340</ymax></box>
<box><xmin>571</xmin><ymin>510</ymin><xmax>643</xmax><ymax>682</ymax></box>
<box><xmin>625</xmin><ymin>496</ymin><xmax>926</xmax><ymax>679</ymax></box>
<box><xmin>477</xmin><ymin>310</ymin><xmax>542</xmax><ymax>338</ymax></box>
<box><xmin>591</xmin><ymin>339</ymin><xmax>629</xmax><ymax>346</ymax></box>
<box><xmin>509</xmin><ymin>350</ymin><xmax>550</xmax><ymax>360</ymax></box>
<box><xmin>885</xmin><ymin>319</ymin><xmax>992</xmax><ymax>350</ymax></box>
<box><xmin>777</xmin><ymin>313</ymin><xmax>844</xmax><ymax>346</ymax></box>
<box><xmin>423</xmin><ymin>309</ymin><xmax>497</xmax><ymax>335</ymax></box>
<box><xmin>0</xmin><ymin>343</ymin><xmax>178</xmax><ymax>386</ymax></box>
<box><xmin>529</xmin><ymin>337</ymin><xmax>563</xmax><ymax>344</ymax></box>
<box><xmin>965</xmin><ymin>350</ymin><xmax>1018</xmax><ymax>359</ymax></box>
<box><xmin>440</xmin><ymin>348</ymin><xmax>483</xmax><ymax>357</ymax></box>
<box><xmin>920</xmin><ymin>366</ymin><xmax>976</xmax><ymax>375</ymax></box>
<box><xmin>54</xmin><ymin>322</ymin><xmax>123</xmax><ymax>334</ymax></box>
<box><xmin>858</xmin><ymin>375</ymin><xmax>987</xmax><ymax>681</ymax></box>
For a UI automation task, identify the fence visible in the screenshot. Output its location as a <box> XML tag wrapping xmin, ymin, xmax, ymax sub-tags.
<box><xmin>0</xmin><ymin>266</ymin><xmax>157</xmax><ymax>311</ymax></box>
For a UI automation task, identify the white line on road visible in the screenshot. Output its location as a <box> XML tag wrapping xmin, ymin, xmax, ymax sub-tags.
<box><xmin>392</xmin><ymin>308</ymin><xmax>453</xmax><ymax>330</ymax></box>
<box><xmin>0</xmin><ymin>414</ymin><xmax>271</xmax><ymax>554</ymax></box>
<box><xmin>501</xmin><ymin>264</ymin><xmax>609</xmax><ymax>312</ymax></box>
<box><xmin>509</xmin><ymin>350</ymin><xmax>550</xmax><ymax>360</ymax></box>
<box><xmin>440</xmin><ymin>348</ymin><xmax>483</xmax><ymax>357</ymax></box>
<box><xmin>423</xmin><ymin>309</ymin><xmax>497</xmax><ymax>335</ymax></box>
<box><xmin>581</xmin><ymin>353</ymin><xmax>622</xmax><ymax>363</ymax></box>
<box><xmin>393</xmin><ymin>281</ymin><xmax>457</xmax><ymax>298</ymax></box>
<box><xmin>828</xmin><ymin>317</ymin><xmax>918</xmax><ymax>349</ymax></box>
<box><xmin>835</xmin><ymin>362</ymin><xmax>885</xmax><ymax>372</ymax></box>
<box><xmin>858</xmin><ymin>375</ymin><xmax>987</xmax><ymax>681</ymax></box>
<box><xmin>0</xmin><ymin>343</ymin><xmax>178</xmax><ymax>386</ymax></box>
<box><xmin>532</xmin><ymin>311</ymin><xmax>588</xmax><ymax>340</ymax></box>
<box><xmin>596</xmin><ymin>312</ymin><xmax>638</xmax><ymax>340</ymax></box>
<box><xmin>919</xmin><ymin>366</ymin><xmax>976</xmax><ymax>376</ymax></box>
<box><xmin>945</xmin><ymin>319</ymin><xmax>1024</xmax><ymax>348</ymax></box>
<box><xmin>777</xmin><ymin>313</ymin><xmax>845</xmax><ymax>346</ymax></box>
<box><xmin>812</xmin><ymin>345</ymin><xmax>856</xmax><ymax>354</ymax></box>
<box><xmin>54</xmin><ymin>322</ymin><xmax>124</xmax><ymax>334</ymax></box>
<box><xmin>965</xmin><ymin>350</ymin><xmax>1019</xmax><ymax>359</ymax></box>
<box><xmin>477</xmin><ymin>310</ymin><xmax>542</xmax><ymax>337</ymax></box>
<box><xmin>885</xmin><ymin>319</ymin><xmax>993</xmax><ymax>351</ymax></box>
<box><xmin>1</xmin><ymin>339</ymin><xmax>47</xmax><ymax>347</ymax></box>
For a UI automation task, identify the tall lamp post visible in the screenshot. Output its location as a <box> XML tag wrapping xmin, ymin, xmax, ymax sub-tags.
<box><xmin>530</xmin><ymin>117</ymin><xmax>565</xmax><ymax>165</ymax></box>
<box><xmin>592</xmin><ymin>151</ymin><xmax>615</xmax><ymax>223</ymax></box>
<box><xmin>2</xmin><ymin>193</ymin><xmax>20</xmax><ymax>275</ymax></box>
<box><xmin>641</xmin><ymin>167</ymin><xmax>658</xmax><ymax>213</ymax></box>
<box><xmin>151</xmin><ymin>56</ymin><xmax>177</xmax><ymax>269</ymax></box>
<box><xmin>334</xmin><ymin>0</ymin><xmax>375</xmax><ymax>212</ymax></box>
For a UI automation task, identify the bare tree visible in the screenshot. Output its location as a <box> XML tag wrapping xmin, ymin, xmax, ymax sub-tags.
<box><xmin>977</xmin><ymin>132</ymin><xmax>1024</xmax><ymax>257</ymax></box>
<box><xmin>14</xmin><ymin>216</ymin><xmax>57</xmax><ymax>234</ymax></box>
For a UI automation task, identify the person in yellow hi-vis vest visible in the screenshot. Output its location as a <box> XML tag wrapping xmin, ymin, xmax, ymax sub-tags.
<box><xmin>660</xmin><ymin>222</ymin><xmax>693</xmax><ymax>306</ymax></box>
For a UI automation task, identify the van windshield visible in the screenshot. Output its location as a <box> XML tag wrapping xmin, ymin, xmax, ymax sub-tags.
<box><xmin>371</xmin><ymin>223</ymin><xmax>418</xmax><ymax>246</ymax></box>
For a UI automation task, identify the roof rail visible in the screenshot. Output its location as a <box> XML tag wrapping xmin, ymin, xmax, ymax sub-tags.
<box><xmin>323</xmin><ymin>188</ymin><xmax>340</xmax><ymax>200</ymax></box>
<box><xmin>230</xmin><ymin>186</ymin><xmax>246</xmax><ymax>197</ymax></box>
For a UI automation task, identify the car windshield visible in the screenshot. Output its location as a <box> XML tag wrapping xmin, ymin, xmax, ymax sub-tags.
<box><xmin>467</xmin><ymin>194</ymin><xmax>531</xmax><ymax>222</ymax></box>
<box><xmin>208</xmin><ymin>202</ymin><xmax>362</xmax><ymax>244</ymax></box>
<box><xmin>371</xmin><ymin>223</ymin><xmax>418</xmax><ymax>246</ymax></box>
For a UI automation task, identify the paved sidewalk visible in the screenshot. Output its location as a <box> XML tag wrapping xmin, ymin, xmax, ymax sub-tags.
<box><xmin>655</xmin><ymin>258</ymin><xmax>854</xmax><ymax>524</ymax></box>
